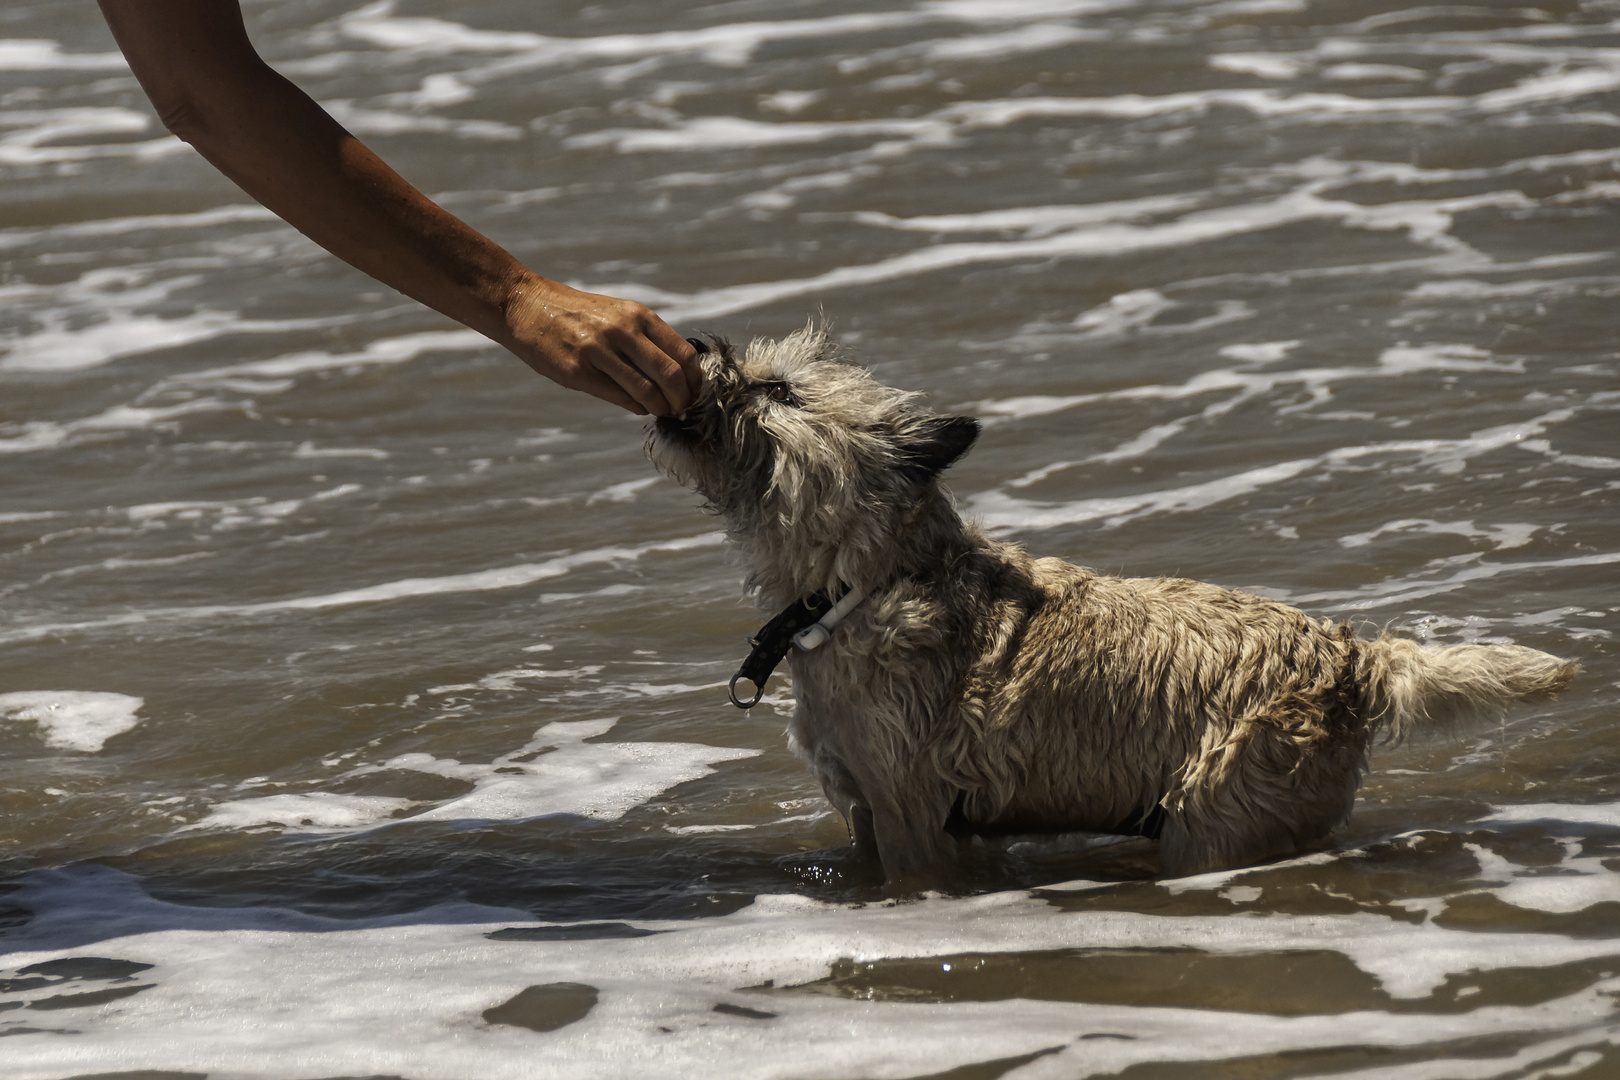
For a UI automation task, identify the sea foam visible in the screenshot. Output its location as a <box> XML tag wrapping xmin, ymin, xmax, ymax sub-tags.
<box><xmin>0</xmin><ymin>690</ymin><xmax>144</xmax><ymax>752</ymax></box>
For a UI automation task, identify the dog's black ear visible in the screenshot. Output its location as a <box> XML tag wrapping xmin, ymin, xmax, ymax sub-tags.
<box><xmin>898</xmin><ymin>416</ymin><xmax>980</xmax><ymax>480</ymax></box>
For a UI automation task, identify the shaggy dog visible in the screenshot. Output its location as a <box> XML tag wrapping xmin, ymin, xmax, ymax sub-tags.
<box><xmin>646</xmin><ymin>326</ymin><xmax>1579</xmax><ymax>882</ymax></box>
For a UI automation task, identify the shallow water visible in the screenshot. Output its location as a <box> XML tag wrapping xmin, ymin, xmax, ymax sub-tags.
<box><xmin>2</xmin><ymin>0</ymin><xmax>1618</xmax><ymax>1076</ymax></box>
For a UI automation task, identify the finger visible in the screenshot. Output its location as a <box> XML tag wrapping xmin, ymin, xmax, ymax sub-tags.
<box><xmin>642</xmin><ymin>318</ymin><xmax>704</xmax><ymax>402</ymax></box>
<box><xmin>604</xmin><ymin>331</ymin><xmax>687</xmax><ymax>416</ymax></box>
<box><xmin>589</xmin><ymin>344</ymin><xmax>674</xmax><ymax>416</ymax></box>
<box><xmin>574</xmin><ymin>371</ymin><xmax>649</xmax><ymax>415</ymax></box>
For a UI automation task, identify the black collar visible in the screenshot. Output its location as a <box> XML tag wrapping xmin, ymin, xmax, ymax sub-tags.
<box><xmin>727</xmin><ymin>593</ymin><xmax>831</xmax><ymax>709</ymax></box>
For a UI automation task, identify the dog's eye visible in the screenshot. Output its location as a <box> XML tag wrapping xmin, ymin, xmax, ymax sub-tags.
<box><xmin>761</xmin><ymin>382</ymin><xmax>797</xmax><ymax>405</ymax></box>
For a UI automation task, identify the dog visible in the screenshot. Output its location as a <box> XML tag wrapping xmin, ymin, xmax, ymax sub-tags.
<box><xmin>646</xmin><ymin>325</ymin><xmax>1579</xmax><ymax>882</ymax></box>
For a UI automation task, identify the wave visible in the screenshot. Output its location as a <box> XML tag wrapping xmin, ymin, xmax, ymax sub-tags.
<box><xmin>0</xmin><ymin>533</ymin><xmax>724</xmax><ymax>644</ymax></box>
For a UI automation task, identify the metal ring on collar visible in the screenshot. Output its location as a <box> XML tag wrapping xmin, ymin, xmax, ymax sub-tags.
<box><xmin>728</xmin><ymin>673</ymin><xmax>764</xmax><ymax>709</ymax></box>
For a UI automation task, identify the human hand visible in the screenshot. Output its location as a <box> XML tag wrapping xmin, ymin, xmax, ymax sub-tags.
<box><xmin>500</xmin><ymin>274</ymin><xmax>701</xmax><ymax>416</ymax></box>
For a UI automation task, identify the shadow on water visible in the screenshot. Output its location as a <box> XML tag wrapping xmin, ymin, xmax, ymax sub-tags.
<box><xmin>0</xmin><ymin>810</ymin><xmax>1170</xmax><ymax>955</ymax></box>
<box><xmin>9</xmin><ymin>804</ymin><xmax>1620</xmax><ymax>959</ymax></box>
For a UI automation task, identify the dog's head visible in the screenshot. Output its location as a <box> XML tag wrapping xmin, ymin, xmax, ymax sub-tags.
<box><xmin>646</xmin><ymin>324</ymin><xmax>978</xmax><ymax>598</ymax></box>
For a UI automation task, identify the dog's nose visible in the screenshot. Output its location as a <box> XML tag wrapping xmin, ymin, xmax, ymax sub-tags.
<box><xmin>686</xmin><ymin>337</ymin><xmax>708</xmax><ymax>355</ymax></box>
<box><xmin>656</xmin><ymin>413</ymin><xmax>697</xmax><ymax>437</ymax></box>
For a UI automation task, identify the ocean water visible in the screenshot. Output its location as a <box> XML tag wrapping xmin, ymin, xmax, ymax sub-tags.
<box><xmin>2</xmin><ymin>0</ymin><xmax>1618</xmax><ymax>1076</ymax></box>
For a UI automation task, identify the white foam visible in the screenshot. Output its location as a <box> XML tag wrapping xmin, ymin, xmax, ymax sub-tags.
<box><xmin>568</xmin><ymin>114</ymin><xmax>950</xmax><ymax>153</ymax></box>
<box><xmin>1294</xmin><ymin>146</ymin><xmax>1620</xmax><ymax>191</ymax></box>
<box><xmin>1209</xmin><ymin>53</ymin><xmax>1307</xmax><ymax>80</ymax></box>
<box><xmin>873</xmin><ymin>22</ymin><xmax>1105</xmax><ymax>68</ymax></box>
<box><xmin>340</xmin><ymin>11</ymin><xmax>549</xmax><ymax>53</ymax></box>
<box><xmin>1516</xmin><ymin>439</ymin><xmax>1620</xmax><ymax>471</ymax></box>
<box><xmin>1289</xmin><ymin>550</ymin><xmax>1620</xmax><ymax>612</ymax></box>
<box><xmin>975</xmin><ymin>347</ymin><xmax>1545</xmax><ymax>446</ymax></box>
<box><xmin>191</xmin><ymin>793</ymin><xmax>414</xmax><ymax>832</ymax></box>
<box><xmin>1509</xmin><ymin>607</ymin><xmax>1607</xmax><ymax>630</ymax></box>
<box><xmin>1408</xmin><ymin>277</ymin><xmax>1604</xmax><ymax>301</ymax></box>
<box><xmin>1496</xmin><ymin>870</ymin><xmax>1620</xmax><ymax>918</ymax></box>
<box><xmin>1323</xmin><ymin>62</ymin><xmax>1427</xmax><ymax>83</ymax></box>
<box><xmin>338</xmin><ymin>2</ymin><xmax>1120</xmax><ymax>73</ymax></box>
<box><xmin>1051</xmin><ymin>290</ymin><xmax>1255</xmax><ymax>343</ymax></box>
<box><xmin>347</xmin><ymin>718</ymin><xmax>759</xmax><ymax>826</ymax></box>
<box><xmin>230</xmin><ymin>534</ymin><xmax>719</xmax><ymax>613</ymax></box>
<box><xmin>557</xmin><ymin>92</ymin><xmax>1620</xmax><ymax>336</ymax></box>
<box><xmin>6</xmin><ymin>856</ymin><xmax>1620</xmax><ymax>1077</ymax></box>
<box><xmin>1453</xmin><ymin>809</ymin><xmax>1620</xmax><ymax>917</ymax></box>
<box><xmin>0</xmin><ymin>330</ymin><xmax>491</xmax><ymax>454</ymax></box>
<box><xmin>166</xmin><ymin>329</ymin><xmax>489</xmax><ymax>387</ymax></box>
<box><xmin>1472</xmin><ymin>802</ymin><xmax>1620</xmax><ymax>832</ymax></box>
<box><xmin>851</xmin><ymin>194</ymin><xmax>1202</xmax><ymax>237</ymax></box>
<box><xmin>1218</xmin><ymin>340</ymin><xmax>1301</xmax><ymax>364</ymax></box>
<box><xmin>184</xmin><ymin>715</ymin><xmax>758</xmax><ymax>836</ymax></box>
<box><xmin>922</xmin><ymin>0</ymin><xmax>1125</xmax><ymax>17</ymax></box>
<box><xmin>425</xmin><ymin>665</ymin><xmax>604</xmax><ymax>694</ymax></box>
<box><xmin>1070</xmin><ymin>288</ymin><xmax>1174</xmax><ymax>334</ymax></box>
<box><xmin>967</xmin><ymin>344</ymin><xmax>1503</xmax><ymax>429</ymax></box>
<box><xmin>342</xmin><ymin>9</ymin><xmax>929</xmax><ymax>68</ymax></box>
<box><xmin>0</xmin><ymin>204</ymin><xmax>277</xmax><ymax>252</ymax></box>
<box><xmin>0</xmin><ymin>690</ymin><xmax>143</xmax><ymax>752</ymax></box>
<box><xmin>21</xmin><ymin>553</ymin><xmax>219</xmax><ymax>594</ymax></box>
<box><xmin>0</xmin><ymin>533</ymin><xmax>725</xmax><ymax>643</ymax></box>
<box><xmin>1210</xmin><ymin>0</ymin><xmax>1307</xmax><ymax>12</ymax></box>
<box><xmin>1210</xmin><ymin>53</ymin><xmax>1430</xmax><ymax>85</ymax></box>
<box><xmin>937</xmin><ymin>87</ymin><xmax>1463</xmax><ymax>126</ymax></box>
<box><xmin>293</xmin><ymin>443</ymin><xmax>390</xmax><ymax>461</ymax></box>
<box><xmin>551</xmin><ymin>51</ymin><xmax>1620</xmax><ymax>175</ymax></box>
<box><xmin>0</xmin><ymin>267</ymin><xmax>351</xmax><ymax>373</ymax></box>
<box><xmin>1339</xmin><ymin>519</ymin><xmax>1541</xmax><ymax>552</ymax></box>
<box><xmin>0</xmin><ymin>107</ymin><xmax>179</xmax><ymax>166</ymax></box>
<box><xmin>0</xmin><ymin>398</ymin><xmax>238</xmax><ymax>456</ymax></box>
<box><xmin>972</xmin><ymin>403</ymin><xmax>1603</xmax><ymax>534</ymax></box>
<box><xmin>1</xmin><ymin>309</ymin><xmax>337</xmax><ymax>374</ymax></box>
<box><xmin>972</xmin><ymin>457</ymin><xmax>1319</xmax><ymax>531</ymax></box>
<box><xmin>0</xmin><ymin>105</ymin><xmax>148</xmax><ymax>144</ymax></box>
<box><xmin>646</xmin><ymin>188</ymin><xmax>1532</xmax><ymax>322</ymax></box>
<box><xmin>323</xmin><ymin>101</ymin><xmax>523</xmax><ymax>141</ymax></box>
<box><xmin>586</xmin><ymin>477</ymin><xmax>660</xmax><ymax>504</ymax></box>
<box><xmin>1477</xmin><ymin>66</ymin><xmax>1620</xmax><ymax>112</ymax></box>
<box><xmin>110</xmin><ymin>485</ymin><xmax>364</xmax><ymax>534</ymax></box>
<box><xmin>614</xmin><ymin>681</ymin><xmax>729</xmax><ymax>699</ymax></box>
<box><xmin>0</xmin><ymin>38</ymin><xmax>127</xmax><ymax>71</ymax></box>
<box><xmin>757</xmin><ymin>90</ymin><xmax>823</xmax><ymax>116</ymax></box>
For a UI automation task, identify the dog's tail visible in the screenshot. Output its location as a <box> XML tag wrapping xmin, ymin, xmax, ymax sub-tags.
<box><xmin>1359</xmin><ymin>634</ymin><xmax>1578</xmax><ymax>744</ymax></box>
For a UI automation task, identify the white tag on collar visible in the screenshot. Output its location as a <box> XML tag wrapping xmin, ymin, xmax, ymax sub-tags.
<box><xmin>793</xmin><ymin>586</ymin><xmax>866</xmax><ymax>652</ymax></box>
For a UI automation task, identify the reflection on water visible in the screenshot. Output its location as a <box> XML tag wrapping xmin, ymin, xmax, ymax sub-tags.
<box><xmin>2</xmin><ymin>0</ymin><xmax>1618</xmax><ymax>1075</ymax></box>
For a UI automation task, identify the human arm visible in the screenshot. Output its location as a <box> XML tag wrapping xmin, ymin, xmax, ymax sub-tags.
<box><xmin>98</xmin><ymin>0</ymin><xmax>699</xmax><ymax>416</ymax></box>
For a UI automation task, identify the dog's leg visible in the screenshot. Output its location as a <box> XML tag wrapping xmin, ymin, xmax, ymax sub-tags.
<box><xmin>806</xmin><ymin>750</ymin><xmax>883</xmax><ymax>858</ymax></box>
<box><xmin>861</xmin><ymin>782</ymin><xmax>960</xmax><ymax>883</ymax></box>
<box><xmin>814</xmin><ymin>768</ymin><xmax>938</xmax><ymax>879</ymax></box>
<box><xmin>820</xmin><ymin>767</ymin><xmax>948</xmax><ymax>876</ymax></box>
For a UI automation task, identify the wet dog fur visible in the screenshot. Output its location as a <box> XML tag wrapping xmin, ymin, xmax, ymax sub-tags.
<box><xmin>646</xmin><ymin>325</ymin><xmax>1579</xmax><ymax>882</ymax></box>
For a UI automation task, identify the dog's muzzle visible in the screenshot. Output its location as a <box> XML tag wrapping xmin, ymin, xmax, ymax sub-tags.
<box><xmin>654</xmin><ymin>413</ymin><xmax>698</xmax><ymax>440</ymax></box>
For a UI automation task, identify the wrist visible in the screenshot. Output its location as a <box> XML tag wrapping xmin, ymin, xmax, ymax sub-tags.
<box><xmin>488</xmin><ymin>266</ymin><xmax>551</xmax><ymax>346</ymax></box>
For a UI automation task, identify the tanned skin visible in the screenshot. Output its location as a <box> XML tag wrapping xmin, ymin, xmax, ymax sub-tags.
<box><xmin>99</xmin><ymin>0</ymin><xmax>700</xmax><ymax>416</ymax></box>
